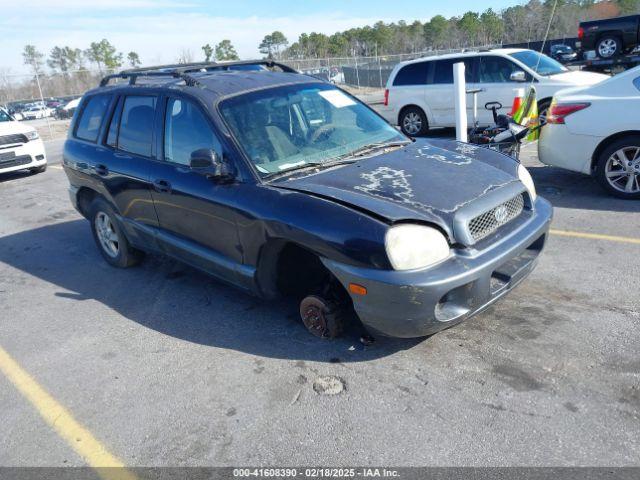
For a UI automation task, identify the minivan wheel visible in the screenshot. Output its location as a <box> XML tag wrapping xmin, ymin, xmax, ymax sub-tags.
<box><xmin>399</xmin><ymin>106</ymin><xmax>428</xmax><ymax>137</ymax></box>
<box><xmin>299</xmin><ymin>295</ymin><xmax>344</xmax><ymax>338</ymax></box>
<box><xmin>89</xmin><ymin>198</ymin><xmax>143</xmax><ymax>267</ymax></box>
<box><xmin>538</xmin><ymin>100</ymin><xmax>551</xmax><ymax>126</ymax></box>
<box><xmin>595</xmin><ymin>136</ymin><xmax>640</xmax><ymax>199</ymax></box>
<box><xmin>597</xmin><ymin>36</ymin><xmax>621</xmax><ymax>58</ymax></box>
<box><xmin>29</xmin><ymin>165</ymin><xmax>47</xmax><ymax>174</ymax></box>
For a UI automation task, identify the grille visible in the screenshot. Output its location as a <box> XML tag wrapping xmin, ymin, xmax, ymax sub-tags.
<box><xmin>0</xmin><ymin>155</ymin><xmax>32</xmax><ymax>169</ymax></box>
<box><xmin>468</xmin><ymin>194</ymin><xmax>525</xmax><ymax>242</ymax></box>
<box><xmin>0</xmin><ymin>134</ymin><xmax>28</xmax><ymax>146</ymax></box>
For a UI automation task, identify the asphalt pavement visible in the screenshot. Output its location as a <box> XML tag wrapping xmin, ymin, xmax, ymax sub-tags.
<box><xmin>0</xmin><ymin>136</ymin><xmax>638</xmax><ymax>468</ymax></box>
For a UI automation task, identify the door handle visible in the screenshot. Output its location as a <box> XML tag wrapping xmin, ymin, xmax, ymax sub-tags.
<box><xmin>153</xmin><ymin>179</ymin><xmax>172</xmax><ymax>193</ymax></box>
<box><xmin>94</xmin><ymin>164</ymin><xmax>109</xmax><ymax>176</ymax></box>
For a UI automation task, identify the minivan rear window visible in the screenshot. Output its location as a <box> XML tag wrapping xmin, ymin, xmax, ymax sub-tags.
<box><xmin>75</xmin><ymin>95</ymin><xmax>110</xmax><ymax>142</ymax></box>
<box><xmin>393</xmin><ymin>62</ymin><xmax>429</xmax><ymax>86</ymax></box>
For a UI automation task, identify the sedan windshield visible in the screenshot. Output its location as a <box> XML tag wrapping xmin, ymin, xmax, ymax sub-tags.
<box><xmin>510</xmin><ymin>50</ymin><xmax>568</xmax><ymax>76</ymax></box>
<box><xmin>219</xmin><ymin>83</ymin><xmax>406</xmax><ymax>176</ymax></box>
<box><xmin>0</xmin><ymin>109</ymin><xmax>12</xmax><ymax>122</ymax></box>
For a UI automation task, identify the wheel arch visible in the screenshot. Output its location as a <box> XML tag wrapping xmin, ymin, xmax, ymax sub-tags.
<box><xmin>398</xmin><ymin>104</ymin><xmax>431</xmax><ymax>127</ymax></box>
<box><xmin>75</xmin><ymin>186</ymin><xmax>101</xmax><ymax>218</ymax></box>
<box><xmin>255</xmin><ymin>239</ymin><xmax>343</xmax><ymax>301</ymax></box>
<box><xmin>591</xmin><ymin>131</ymin><xmax>640</xmax><ymax>173</ymax></box>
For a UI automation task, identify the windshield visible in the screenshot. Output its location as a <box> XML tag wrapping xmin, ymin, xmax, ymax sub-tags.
<box><xmin>510</xmin><ymin>50</ymin><xmax>568</xmax><ymax>76</ymax></box>
<box><xmin>219</xmin><ymin>83</ymin><xmax>406</xmax><ymax>176</ymax></box>
<box><xmin>0</xmin><ymin>109</ymin><xmax>12</xmax><ymax>122</ymax></box>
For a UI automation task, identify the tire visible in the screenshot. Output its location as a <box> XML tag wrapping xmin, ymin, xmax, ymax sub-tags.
<box><xmin>399</xmin><ymin>106</ymin><xmax>428</xmax><ymax>137</ymax></box>
<box><xmin>538</xmin><ymin>99</ymin><xmax>551</xmax><ymax>127</ymax></box>
<box><xmin>595</xmin><ymin>135</ymin><xmax>640</xmax><ymax>200</ymax></box>
<box><xmin>88</xmin><ymin>197</ymin><xmax>143</xmax><ymax>267</ymax></box>
<box><xmin>299</xmin><ymin>295</ymin><xmax>345</xmax><ymax>339</ymax></box>
<box><xmin>29</xmin><ymin>165</ymin><xmax>47</xmax><ymax>174</ymax></box>
<box><xmin>596</xmin><ymin>36</ymin><xmax>622</xmax><ymax>59</ymax></box>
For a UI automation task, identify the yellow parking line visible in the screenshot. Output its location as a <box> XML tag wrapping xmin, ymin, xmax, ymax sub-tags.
<box><xmin>550</xmin><ymin>229</ymin><xmax>640</xmax><ymax>245</ymax></box>
<box><xmin>0</xmin><ymin>346</ymin><xmax>136</xmax><ymax>480</ymax></box>
<box><xmin>49</xmin><ymin>165</ymin><xmax>64</xmax><ymax>170</ymax></box>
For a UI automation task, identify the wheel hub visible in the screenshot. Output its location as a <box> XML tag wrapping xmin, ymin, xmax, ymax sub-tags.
<box><xmin>300</xmin><ymin>296</ymin><xmax>330</xmax><ymax>337</ymax></box>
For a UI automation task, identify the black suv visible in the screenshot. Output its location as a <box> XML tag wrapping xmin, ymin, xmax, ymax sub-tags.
<box><xmin>63</xmin><ymin>61</ymin><xmax>552</xmax><ymax>339</ymax></box>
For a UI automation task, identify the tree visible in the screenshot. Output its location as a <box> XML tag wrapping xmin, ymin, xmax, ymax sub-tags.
<box><xmin>85</xmin><ymin>39</ymin><xmax>122</xmax><ymax>73</ymax></box>
<box><xmin>127</xmin><ymin>51</ymin><xmax>141</xmax><ymax>68</ymax></box>
<box><xmin>259</xmin><ymin>31</ymin><xmax>288</xmax><ymax>59</ymax></box>
<box><xmin>23</xmin><ymin>45</ymin><xmax>44</xmax><ymax>74</ymax></box>
<box><xmin>48</xmin><ymin>46</ymin><xmax>82</xmax><ymax>74</ymax></box>
<box><xmin>176</xmin><ymin>48</ymin><xmax>194</xmax><ymax>64</ymax></box>
<box><xmin>215</xmin><ymin>40</ymin><xmax>239</xmax><ymax>61</ymax></box>
<box><xmin>202</xmin><ymin>43</ymin><xmax>214</xmax><ymax>62</ymax></box>
<box><xmin>616</xmin><ymin>0</ymin><xmax>640</xmax><ymax>14</ymax></box>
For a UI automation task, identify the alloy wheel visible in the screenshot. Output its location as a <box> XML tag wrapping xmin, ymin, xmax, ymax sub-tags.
<box><xmin>598</xmin><ymin>39</ymin><xmax>617</xmax><ymax>58</ymax></box>
<box><xmin>95</xmin><ymin>211</ymin><xmax>120</xmax><ymax>258</ymax></box>
<box><xmin>604</xmin><ymin>147</ymin><xmax>640</xmax><ymax>194</ymax></box>
<box><xmin>403</xmin><ymin>112</ymin><xmax>422</xmax><ymax>135</ymax></box>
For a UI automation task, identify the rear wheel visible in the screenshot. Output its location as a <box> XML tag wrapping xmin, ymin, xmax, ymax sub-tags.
<box><xmin>538</xmin><ymin>100</ymin><xmax>551</xmax><ymax>127</ymax></box>
<box><xmin>89</xmin><ymin>197</ymin><xmax>143</xmax><ymax>267</ymax></box>
<box><xmin>597</xmin><ymin>36</ymin><xmax>621</xmax><ymax>59</ymax></box>
<box><xmin>595</xmin><ymin>136</ymin><xmax>640</xmax><ymax>199</ymax></box>
<box><xmin>399</xmin><ymin>106</ymin><xmax>428</xmax><ymax>137</ymax></box>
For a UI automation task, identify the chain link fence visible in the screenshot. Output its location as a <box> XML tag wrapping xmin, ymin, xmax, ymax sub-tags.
<box><xmin>3</xmin><ymin>47</ymin><xmax>509</xmax><ymax>108</ymax></box>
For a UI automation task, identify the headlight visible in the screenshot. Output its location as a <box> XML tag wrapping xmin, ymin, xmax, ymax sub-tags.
<box><xmin>25</xmin><ymin>130</ymin><xmax>39</xmax><ymax>141</ymax></box>
<box><xmin>385</xmin><ymin>224</ymin><xmax>450</xmax><ymax>271</ymax></box>
<box><xmin>518</xmin><ymin>164</ymin><xmax>537</xmax><ymax>201</ymax></box>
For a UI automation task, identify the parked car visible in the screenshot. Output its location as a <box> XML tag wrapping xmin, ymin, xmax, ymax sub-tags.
<box><xmin>538</xmin><ymin>66</ymin><xmax>640</xmax><ymax>199</ymax></box>
<box><xmin>63</xmin><ymin>61</ymin><xmax>551</xmax><ymax>339</ymax></box>
<box><xmin>578</xmin><ymin>14</ymin><xmax>640</xmax><ymax>59</ymax></box>
<box><xmin>550</xmin><ymin>44</ymin><xmax>578</xmax><ymax>63</ymax></box>
<box><xmin>22</xmin><ymin>105</ymin><xmax>52</xmax><ymax>120</ymax></box>
<box><xmin>379</xmin><ymin>48</ymin><xmax>608</xmax><ymax>136</ymax></box>
<box><xmin>0</xmin><ymin>107</ymin><xmax>47</xmax><ymax>175</ymax></box>
<box><xmin>54</xmin><ymin>98</ymin><xmax>81</xmax><ymax>119</ymax></box>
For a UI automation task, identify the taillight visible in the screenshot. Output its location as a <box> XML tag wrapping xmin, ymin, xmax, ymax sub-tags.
<box><xmin>384</xmin><ymin>88</ymin><xmax>389</xmax><ymax>106</ymax></box>
<box><xmin>546</xmin><ymin>102</ymin><xmax>590</xmax><ymax>124</ymax></box>
<box><xmin>578</xmin><ymin>26</ymin><xmax>584</xmax><ymax>39</ymax></box>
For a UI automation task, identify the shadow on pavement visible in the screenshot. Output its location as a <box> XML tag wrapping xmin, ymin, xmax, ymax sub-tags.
<box><xmin>0</xmin><ymin>220</ymin><xmax>422</xmax><ymax>362</ymax></box>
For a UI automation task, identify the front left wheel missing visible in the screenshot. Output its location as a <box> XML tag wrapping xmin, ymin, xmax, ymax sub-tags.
<box><xmin>89</xmin><ymin>197</ymin><xmax>143</xmax><ymax>267</ymax></box>
<box><xmin>300</xmin><ymin>295</ymin><xmax>345</xmax><ymax>338</ymax></box>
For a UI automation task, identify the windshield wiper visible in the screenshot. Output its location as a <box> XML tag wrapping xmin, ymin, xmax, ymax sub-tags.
<box><xmin>337</xmin><ymin>140</ymin><xmax>412</xmax><ymax>161</ymax></box>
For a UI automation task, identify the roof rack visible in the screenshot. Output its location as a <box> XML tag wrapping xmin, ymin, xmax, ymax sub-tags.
<box><xmin>99</xmin><ymin>60</ymin><xmax>298</xmax><ymax>87</ymax></box>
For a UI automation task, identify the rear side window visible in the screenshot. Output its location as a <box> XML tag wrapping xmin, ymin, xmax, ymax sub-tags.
<box><xmin>393</xmin><ymin>62</ymin><xmax>429</xmax><ymax>86</ymax></box>
<box><xmin>75</xmin><ymin>95</ymin><xmax>110</xmax><ymax>142</ymax></box>
<box><xmin>634</xmin><ymin>76</ymin><xmax>640</xmax><ymax>93</ymax></box>
<box><xmin>164</xmin><ymin>98</ymin><xmax>221</xmax><ymax>166</ymax></box>
<box><xmin>117</xmin><ymin>96</ymin><xmax>156</xmax><ymax>157</ymax></box>
<box><xmin>431</xmin><ymin>58</ymin><xmax>475</xmax><ymax>84</ymax></box>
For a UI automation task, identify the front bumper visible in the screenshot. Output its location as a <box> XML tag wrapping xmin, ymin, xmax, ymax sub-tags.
<box><xmin>0</xmin><ymin>139</ymin><xmax>47</xmax><ymax>174</ymax></box>
<box><xmin>322</xmin><ymin>197</ymin><xmax>553</xmax><ymax>338</ymax></box>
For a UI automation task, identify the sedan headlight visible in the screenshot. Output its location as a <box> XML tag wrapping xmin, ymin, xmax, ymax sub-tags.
<box><xmin>518</xmin><ymin>164</ymin><xmax>537</xmax><ymax>201</ymax></box>
<box><xmin>25</xmin><ymin>130</ymin><xmax>39</xmax><ymax>141</ymax></box>
<box><xmin>385</xmin><ymin>224</ymin><xmax>450</xmax><ymax>271</ymax></box>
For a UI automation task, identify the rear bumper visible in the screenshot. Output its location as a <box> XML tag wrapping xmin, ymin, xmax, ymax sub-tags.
<box><xmin>322</xmin><ymin>197</ymin><xmax>553</xmax><ymax>338</ymax></box>
<box><xmin>538</xmin><ymin>124</ymin><xmax>599</xmax><ymax>175</ymax></box>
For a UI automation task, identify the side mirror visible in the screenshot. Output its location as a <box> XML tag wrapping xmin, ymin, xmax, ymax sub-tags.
<box><xmin>510</xmin><ymin>70</ymin><xmax>527</xmax><ymax>82</ymax></box>
<box><xmin>189</xmin><ymin>148</ymin><xmax>235</xmax><ymax>181</ymax></box>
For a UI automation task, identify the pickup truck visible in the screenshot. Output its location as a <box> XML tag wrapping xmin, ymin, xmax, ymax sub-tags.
<box><xmin>578</xmin><ymin>14</ymin><xmax>640</xmax><ymax>58</ymax></box>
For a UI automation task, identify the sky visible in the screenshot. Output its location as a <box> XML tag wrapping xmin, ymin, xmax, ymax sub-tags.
<box><xmin>1</xmin><ymin>0</ymin><xmax>521</xmax><ymax>75</ymax></box>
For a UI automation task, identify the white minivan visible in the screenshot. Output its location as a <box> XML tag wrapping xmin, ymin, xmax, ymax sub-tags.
<box><xmin>379</xmin><ymin>48</ymin><xmax>608</xmax><ymax>136</ymax></box>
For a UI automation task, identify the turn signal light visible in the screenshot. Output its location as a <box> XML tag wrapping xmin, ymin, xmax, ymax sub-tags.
<box><xmin>383</xmin><ymin>89</ymin><xmax>389</xmax><ymax>106</ymax></box>
<box><xmin>349</xmin><ymin>283</ymin><xmax>368</xmax><ymax>296</ymax></box>
<box><xmin>546</xmin><ymin>103</ymin><xmax>590</xmax><ymax>124</ymax></box>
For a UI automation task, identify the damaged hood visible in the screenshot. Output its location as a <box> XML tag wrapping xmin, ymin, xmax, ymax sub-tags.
<box><xmin>270</xmin><ymin>138</ymin><xmax>520</xmax><ymax>237</ymax></box>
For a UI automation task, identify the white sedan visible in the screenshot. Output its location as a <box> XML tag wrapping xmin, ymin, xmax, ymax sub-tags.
<box><xmin>538</xmin><ymin>66</ymin><xmax>640</xmax><ymax>199</ymax></box>
<box><xmin>22</xmin><ymin>105</ymin><xmax>52</xmax><ymax>120</ymax></box>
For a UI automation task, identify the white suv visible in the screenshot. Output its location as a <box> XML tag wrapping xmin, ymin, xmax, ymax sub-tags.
<box><xmin>379</xmin><ymin>48</ymin><xmax>608</xmax><ymax>136</ymax></box>
<box><xmin>0</xmin><ymin>108</ymin><xmax>47</xmax><ymax>175</ymax></box>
